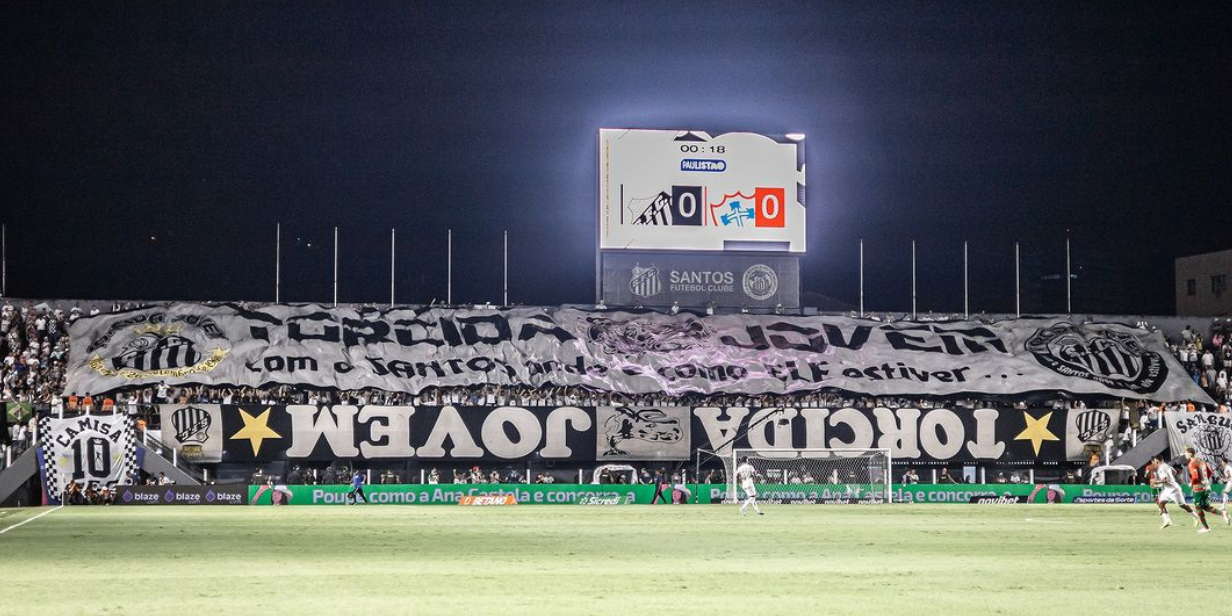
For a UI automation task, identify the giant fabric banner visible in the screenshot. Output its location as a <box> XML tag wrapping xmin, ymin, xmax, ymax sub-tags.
<box><xmin>38</xmin><ymin>414</ymin><xmax>137</xmax><ymax>501</ymax></box>
<box><xmin>66</xmin><ymin>304</ymin><xmax>1208</xmax><ymax>402</ymax></box>
<box><xmin>1164</xmin><ymin>411</ymin><xmax>1232</xmax><ymax>461</ymax></box>
<box><xmin>176</xmin><ymin>404</ymin><xmax>1072</xmax><ymax>464</ymax></box>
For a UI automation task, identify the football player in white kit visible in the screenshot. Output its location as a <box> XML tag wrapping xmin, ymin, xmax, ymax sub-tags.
<box><xmin>736</xmin><ymin>457</ymin><xmax>764</xmax><ymax>516</ymax></box>
<box><xmin>1150</xmin><ymin>455</ymin><xmax>1197</xmax><ymax>529</ymax></box>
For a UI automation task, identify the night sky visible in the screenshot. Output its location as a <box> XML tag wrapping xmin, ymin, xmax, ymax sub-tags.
<box><xmin>2</xmin><ymin>1</ymin><xmax>1229</xmax><ymax>315</ymax></box>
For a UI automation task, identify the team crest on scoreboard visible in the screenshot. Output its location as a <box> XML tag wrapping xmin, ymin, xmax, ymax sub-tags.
<box><xmin>1025</xmin><ymin>323</ymin><xmax>1166</xmax><ymax>394</ymax></box>
<box><xmin>629</xmin><ymin>264</ymin><xmax>662</xmax><ymax>299</ymax></box>
<box><xmin>86</xmin><ymin>311</ymin><xmax>230</xmax><ymax>380</ymax></box>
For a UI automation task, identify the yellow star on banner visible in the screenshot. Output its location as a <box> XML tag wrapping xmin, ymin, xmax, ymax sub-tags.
<box><xmin>1015</xmin><ymin>411</ymin><xmax>1060</xmax><ymax>456</ymax></box>
<box><xmin>230</xmin><ymin>407</ymin><xmax>282</xmax><ymax>456</ymax></box>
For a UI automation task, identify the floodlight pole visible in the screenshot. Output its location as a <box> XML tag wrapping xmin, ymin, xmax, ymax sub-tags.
<box><xmin>1</xmin><ymin>223</ymin><xmax>6</xmax><ymax>297</ymax></box>
<box><xmin>447</xmin><ymin>229</ymin><xmax>453</xmax><ymax>305</ymax></box>
<box><xmin>503</xmin><ymin>230</ymin><xmax>509</xmax><ymax>306</ymax></box>
<box><xmin>858</xmin><ymin>239</ymin><xmax>864</xmax><ymax>317</ymax></box>
<box><xmin>275</xmin><ymin>223</ymin><xmax>281</xmax><ymax>303</ymax></box>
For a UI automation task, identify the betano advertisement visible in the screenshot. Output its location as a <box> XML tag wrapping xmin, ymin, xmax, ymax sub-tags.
<box><xmin>245</xmin><ymin>483</ymin><xmax>1184</xmax><ymax>506</ymax></box>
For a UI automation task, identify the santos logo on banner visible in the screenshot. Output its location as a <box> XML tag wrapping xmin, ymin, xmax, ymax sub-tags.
<box><xmin>158</xmin><ymin>404</ymin><xmax>224</xmax><ymax>463</ymax></box>
<box><xmin>1165</xmin><ymin>412</ymin><xmax>1232</xmax><ymax>462</ymax></box>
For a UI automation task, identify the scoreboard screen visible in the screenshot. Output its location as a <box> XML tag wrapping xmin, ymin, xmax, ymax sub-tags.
<box><xmin>599</xmin><ymin>129</ymin><xmax>805</xmax><ymax>253</ymax></box>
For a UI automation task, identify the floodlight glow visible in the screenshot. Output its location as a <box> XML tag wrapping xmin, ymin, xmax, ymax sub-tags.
<box><xmin>785</xmin><ymin>133</ymin><xmax>805</xmax><ymax>141</ymax></box>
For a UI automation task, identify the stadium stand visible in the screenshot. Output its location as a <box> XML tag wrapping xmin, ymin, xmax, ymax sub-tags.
<box><xmin>1</xmin><ymin>297</ymin><xmax>1229</xmax><ymax>489</ymax></box>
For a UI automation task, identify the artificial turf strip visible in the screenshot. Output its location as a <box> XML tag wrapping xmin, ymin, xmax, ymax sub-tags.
<box><xmin>1</xmin><ymin>504</ymin><xmax>1228</xmax><ymax>616</ymax></box>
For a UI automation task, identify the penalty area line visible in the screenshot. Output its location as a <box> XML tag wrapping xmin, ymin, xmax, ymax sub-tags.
<box><xmin>0</xmin><ymin>506</ymin><xmax>63</xmax><ymax>536</ymax></box>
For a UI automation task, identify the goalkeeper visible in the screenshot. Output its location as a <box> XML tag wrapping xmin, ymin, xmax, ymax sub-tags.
<box><xmin>736</xmin><ymin>457</ymin><xmax>764</xmax><ymax>517</ymax></box>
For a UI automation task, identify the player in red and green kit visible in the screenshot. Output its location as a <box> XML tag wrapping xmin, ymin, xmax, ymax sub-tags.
<box><xmin>1184</xmin><ymin>447</ymin><xmax>1222</xmax><ymax>533</ymax></box>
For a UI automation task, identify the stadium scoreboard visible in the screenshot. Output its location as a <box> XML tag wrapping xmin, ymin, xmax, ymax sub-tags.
<box><xmin>598</xmin><ymin>129</ymin><xmax>806</xmax><ymax>253</ymax></box>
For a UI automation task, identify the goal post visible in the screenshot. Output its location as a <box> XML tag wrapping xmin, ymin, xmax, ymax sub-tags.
<box><xmin>726</xmin><ymin>448</ymin><xmax>893</xmax><ymax>504</ymax></box>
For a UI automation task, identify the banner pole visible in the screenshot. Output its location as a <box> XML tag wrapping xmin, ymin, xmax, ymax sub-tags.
<box><xmin>503</xmin><ymin>230</ymin><xmax>509</xmax><ymax>306</ymax></box>
<box><xmin>1015</xmin><ymin>241</ymin><xmax>1021</xmax><ymax>318</ymax></box>
<box><xmin>911</xmin><ymin>240</ymin><xmax>917</xmax><ymax>320</ymax></box>
<box><xmin>447</xmin><ymin>229</ymin><xmax>453</xmax><ymax>305</ymax></box>
<box><xmin>858</xmin><ymin>239</ymin><xmax>864</xmax><ymax>317</ymax></box>
<box><xmin>275</xmin><ymin>223</ymin><xmax>281</xmax><ymax>303</ymax></box>
<box><xmin>963</xmin><ymin>240</ymin><xmax>969</xmax><ymax>319</ymax></box>
<box><xmin>390</xmin><ymin>228</ymin><xmax>396</xmax><ymax>308</ymax></box>
<box><xmin>333</xmin><ymin>226</ymin><xmax>339</xmax><ymax>308</ymax></box>
<box><xmin>1065</xmin><ymin>232</ymin><xmax>1072</xmax><ymax>314</ymax></box>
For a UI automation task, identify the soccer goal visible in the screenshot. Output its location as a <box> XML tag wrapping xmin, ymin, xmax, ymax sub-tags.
<box><xmin>724</xmin><ymin>448</ymin><xmax>893</xmax><ymax>504</ymax></box>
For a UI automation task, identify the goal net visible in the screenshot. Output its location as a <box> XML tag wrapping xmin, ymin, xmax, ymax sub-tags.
<box><xmin>724</xmin><ymin>448</ymin><xmax>892</xmax><ymax>504</ymax></box>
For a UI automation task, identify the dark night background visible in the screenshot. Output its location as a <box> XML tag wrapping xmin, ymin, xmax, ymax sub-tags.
<box><xmin>2</xmin><ymin>1</ymin><xmax>1229</xmax><ymax>315</ymax></box>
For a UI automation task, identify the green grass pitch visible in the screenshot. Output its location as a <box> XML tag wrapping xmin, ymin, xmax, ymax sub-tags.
<box><xmin>2</xmin><ymin>504</ymin><xmax>1229</xmax><ymax>615</ymax></box>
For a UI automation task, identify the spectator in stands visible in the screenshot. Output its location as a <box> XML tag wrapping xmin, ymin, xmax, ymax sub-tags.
<box><xmin>939</xmin><ymin>468</ymin><xmax>958</xmax><ymax>484</ymax></box>
<box><xmin>288</xmin><ymin>466</ymin><xmax>304</xmax><ymax>485</ymax></box>
<box><xmin>901</xmin><ymin>468</ymin><xmax>919</xmax><ymax>484</ymax></box>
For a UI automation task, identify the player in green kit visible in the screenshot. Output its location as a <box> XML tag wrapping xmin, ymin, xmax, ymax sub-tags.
<box><xmin>1184</xmin><ymin>447</ymin><xmax>1223</xmax><ymax>533</ymax></box>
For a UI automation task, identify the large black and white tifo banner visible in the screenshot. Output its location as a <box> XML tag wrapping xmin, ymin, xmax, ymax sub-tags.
<box><xmin>161</xmin><ymin>403</ymin><xmax>1085</xmax><ymax>464</ymax></box>
<box><xmin>1165</xmin><ymin>412</ymin><xmax>1232</xmax><ymax>462</ymax></box>
<box><xmin>66</xmin><ymin>304</ymin><xmax>1208</xmax><ymax>402</ymax></box>
<box><xmin>38</xmin><ymin>414</ymin><xmax>137</xmax><ymax>502</ymax></box>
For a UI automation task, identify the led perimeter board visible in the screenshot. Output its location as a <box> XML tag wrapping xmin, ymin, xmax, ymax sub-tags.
<box><xmin>599</xmin><ymin>129</ymin><xmax>806</xmax><ymax>253</ymax></box>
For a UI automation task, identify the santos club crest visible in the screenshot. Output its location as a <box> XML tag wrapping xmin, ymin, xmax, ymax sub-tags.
<box><xmin>629</xmin><ymin>264</ymin><xmax>662</xmax><ymax>299</ymax></box>
<box><xmin>87</xmin><ymin>311</ymin><xmax>231</xmax><ymax>379</ymax></box>
<box><xmin>1025</xmin><ymin>323</ymin><xmax>1166</xmax><ymax>394</ymax></box>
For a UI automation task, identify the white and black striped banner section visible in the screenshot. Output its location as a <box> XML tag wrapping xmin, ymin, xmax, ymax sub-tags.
<box><xmin>1064</xmin><ymin>407</ymin><xmax>1119</xmax><ymax>462</ymax></box>
<box><xmin>64</xmin><ymin>303</ymin><xmax>1208</xmax><ymax>402</ymax></box>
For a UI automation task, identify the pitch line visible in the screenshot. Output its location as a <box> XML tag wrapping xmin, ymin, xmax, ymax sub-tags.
<box><xmin>0</xmin><ymin>506</ymin><xmax>62</xmax><ymax>536</ymax></box>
